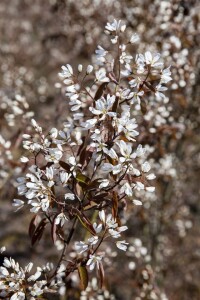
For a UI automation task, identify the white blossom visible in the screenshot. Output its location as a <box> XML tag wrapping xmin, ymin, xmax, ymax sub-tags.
<box><xmin>89</xmin><ymin>94</ymin><xmax>116</xmax><ymax>120</ymax></box>
<box><xmin>132</xmin><ymin>199</ymin><xmax>142</xmax><ymax>206</ymax></box>
<box><xmin>116</xmin><ymin>240</ymin><xmax>129</xmax><ymax>251</ymax></box>
<box><xmin>86</xmin><ymin>254</ymin><xmax>102</xmax><ymax>271</ymax></box>
<box><xmin>105</xmin><ymin>19</ymin><xmax>121</xmax><ymax>32</ymax></box>
<box><xmin>95</xmin><ymin>69</ymin><xmax>109</xmax><ymax>83</ymax></box>
<box><xmin>59</xmin><ymin>64</ymin><xmax>73</xmax><ymax>78</ymax></box>
<box><xmin>55</xmin><ymin>213</ymin><xmax>68</xmax><ymax>227</ymax></box>
<box><xmin>86</xmin><ymin>65</ymin><xmax>93</xmax><ymax>74</ymax></box>
<box><xmin>130</xmin><ymin>33</ymin><xmax>140</xmax><ymax>44</ymax></box>
<box><xmin>145</xmin><ymin>51</ymin><xmax>163</xmax><ymax>68</ymax></box>
<box><xmin>20</xmin><ymin>156</ymin><xmax>29</xmax><ymax>163</ymax></box>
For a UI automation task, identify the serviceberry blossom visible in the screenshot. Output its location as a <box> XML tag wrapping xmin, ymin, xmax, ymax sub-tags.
<box><xmin>0</xmin><ymin>255</ymin><xmax>52</xmax><ymax>299</ymax></box>
<box><xmin>95</xmin><ymin>45</ymin><xmax>108</xmax><ymax>64</ymax></box>
<box><xmin>89</xmin><ymin>94</ymin><xmax>116</xmax><ymax>120</ymax></box>
<box><xmin>105</xmin><ymin>19</ymin><xmax>122</xmax><ymax>32</ymax></box>
<box><xmin>1</xmin><ymin>19</ymin><xmax>172</xmax><ymax>296</ymax></box>
<box><xmin>86</xmin><ymin>254</ymin><xmax>103</xmax><ymax>271</ymax></box>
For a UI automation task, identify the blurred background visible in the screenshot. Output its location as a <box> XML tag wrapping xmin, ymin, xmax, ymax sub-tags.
<box><xmin>0</xmin><ymin>0</ymin><xmax>200</xmax><ymax>299</ymax></box>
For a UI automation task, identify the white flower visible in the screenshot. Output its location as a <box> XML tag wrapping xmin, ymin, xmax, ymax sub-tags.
<box><xmin>60</xmin><ymin>171</ymin><xmax>71</xmax><ymax>185</ymax></box>
<box><xmin>101</xmin><ymin>163</ymin><xmax>122</xmax><ymax>174</ymax></box>
<box><xmin>64</xmin><ymin>193</ymin><xmax>75</xmax><ymax>200</ymax></box>
<box><xmin>31</xmin><ymin>119</ymin><xmax>42</xmax><ymax>133</ymax></box>
<box><xmin>103</xmin><ymin>148</ymin><xmax>118</xmax><ymax>160</ymax></box>
<box><xmin>135</xmin><ymin>54</ymin><xmax>145</xmax><ymax>73</ymax></box>
<box><xmin>105</xmin><ymin>19</ymin><xmax>121</xmax><ymax>32</ymax></box>
<box><xmin>20</xmin><ymin>156</ymin><xmax>29</xmax><ymax>163</ymax></box>
<box><xmin>109</xmin><ymin>229</ymin><xmax>121</xmax><ymax>238</ymax></box>
<box><xmin>86</xmin><ymin>65</ymin><xmax>93</xmax><ymax>74</ymax></box>
<box><xmin>120</xmin><ymin>24</ymin><xmax>126</xmax><ymax>32</ymax></box>
<box><xmin>45</xmin><ymin>148</ymin><xmax>63</xmax><ymax>163</ymax></box>
<box><xmin>135</xmin><ymin>144</ymin><xmax>146</xmax><ymax>157</ymax></box>
<box><xmin>81</xmin><ymin>118</ymin><xmax>97</xmax><ymax>130</ymax></box>
<box><xmin>0</xmin><ymin>246</ymin><xmax>6</xmax><ymax>253</ymax></box>
<box><xmin>145</xmin><ymin>51</ymin><xmax>163</xmax><ymax>68</ymax></box>
<box><xmin>74</xmin><ymin>241</ymin><xmax>88</xmax><ymax>254</ymax></box>
<box><xmin>59</xmin><ymin>64</ymin><xmax>73</xmax><ymax>78</ymax></box>
<box><xmin>109</xmin><ymin>225</ymin><xmax>128</xmax><ymax>238</ymax></box>
<box><xmin>115</xmin><ymin>113</ymin><xmax>139</xmax><ymax>142</ymax></box>
<box><xmin>134</xmin><ymin>181</ymin><xmax>145</xmax><ymax>191</ymax></box>
<box><xmin>68</xmin><ymin>156</ymin><xmax>76</xmax><ymax>166</ymax></box>
<box><xmin>22</xmin><ymin>134</ymin><xmax>31</xmax><ymax>139</ymax></box>
<box><xmin>93</xmin><ymin>222</ymin><xmax>102</xmax><ymax>233</ymax></box>
<box><xmin>12</xmin><ymin>199</ymin><xmax>24</xmax><ymax>211</ymax></box>
<box><xmin>3</xmin><ymin>258</ymin><xmax>12</xmax><ymax>268</ymax></box>
<box><xmin>88</xmin><ymin>236</ymin><xmax>99</xmax><ymax>246</ymax></box>
<box><xmin>89</xmin><ymin>94</ymin><xmax>116</xmax><ymax>120</ymax></box>
<box><xmin>111</xmin><ymin>35</ymin><xmax>118</xmax><ymax>44</ymax></box>
<box><xmin>106</xmin><ymin>214</ymin><xmax>124</xmax><ymax>230</ymax></box>
<box><xmin>141</xmin><ymin>162</ymin><xmax>151</xmax><ymax>173</ymax></box>
<box><xmin>132</xmin><ymin>199</ymin><xmax>142</xmax><ymax>206</ymax></box>
<box><xmin>130</xmin><ymin>33</ymin><xmax>140</xmax><ymax>44</ymax></box>
<box><xmin>45</xmin><ymin>166</ymin><xmax>54</xmax><ymax>187</ymax></box>
<box><xmin>121</xmin><ymin>63</ymin><xmax>132</xmax><ymax>76</ymax></box>
<box><xmin>99</xmin><ymin>179</ymin><xmax>109</xmax><ymax>189</ymax></box>
<box><xmin>120</xmin><ymin>182</ymin><xmax>133</xmax><ymax>196</ymax></box>
<box><xmin>0</xmin><ymin>266</ymin><xmax>9</xmax><ymax>276</ymax></box>
<box><xmin>28</xmin><ymin>267</ymin><xmax>42</xmax><ymax>281</ymax></box>
<box><xmin>55</xmin><ymin>213</ymin><xmax>68</xmax><ymax>227</ymax></box>
<box><xmin>161</xmin><ymin>67</ymin><xmax>172</xmax><ymax>83</ymax></box>
<box><xmin>29</xmin><ymin>197</ymin><xmax>50</xmax><ymax>213</ymax></box>
<box><xmin>49</xmin><ymin>127</ymin><xmax>58</xmax><ymax>139</ymax></box>
<box><xmin>155</xmin><ymin>84</ymin><xmax>167</xmax><ymax>100</ymax></box>
<box><xmin>99</xmin><ymin>210</ymin><xmax>106</xmax><ymax>224</ymax></box>
<box><xmin>95</xmin><ymin>69</ymin><xmax>109</xmax><ymax>82</ymax></box>
<box><xmin>95</xmin><ymin>45</ymin><xmax>108</xmax><ymax>63</ymax></box>
<box><xmin>146</xmin><ymin>186</ymin><xmax>155</xmax><ymax>192</ymax></box>
<box><xmin>11</xmin><ymin>292</ymin><xmax>25</xmax><ymax>300</ymax></box>
<box><xmin>24</xmin><ymin>262</ymin><xmax>33</xmax><ymax>273</ymax></box>
<box><xmin>146</xmin><ymin>173</ymin><xmax>156</xmax><ymax>180</ymax></box>
<box><xmin>117</xmin><ymin>140</ymin><xmax>135</xmax><ymax>162</ymax></box>
<box><xmin>131</xmin><ymin>91</ymin><xmax>144</xmax><ymax>105</ymax></box>
<box><xmin>86</xmin><ymin>254</ymin><xmax>102</xmax><ymax>271</ymax></box>
<box><xmin>120</xmin><ymin>49</ymin><xmax>133</xmax><ymax>64</ymax></box>
<box><xmin>116</xmin><ymin>240</ymin><xmax>129</xmax><ymax>251</ymax></box>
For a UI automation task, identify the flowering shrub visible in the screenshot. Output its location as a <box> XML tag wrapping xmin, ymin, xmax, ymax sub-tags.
<box><xmin>0</xmin><ymin>19</ymin><xmax>173</xmax><ymax>299</ymax></box>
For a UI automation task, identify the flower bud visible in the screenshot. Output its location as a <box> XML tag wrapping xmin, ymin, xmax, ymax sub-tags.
<box><xmin>78</xmin><ymin>64</ymin><xmax>83</xmax><ymax>73</ymax></box>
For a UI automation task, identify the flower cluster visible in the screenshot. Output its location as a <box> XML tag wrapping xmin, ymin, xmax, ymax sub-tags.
<box><xmin>1</xmin><ymin>19</ymin><xmax>172</xmax><ymax>298</ymax></box>
<box><xmin>0</xmin><ymin>248</ymin><xmax>55</xmax><ymax>299</ymax></box>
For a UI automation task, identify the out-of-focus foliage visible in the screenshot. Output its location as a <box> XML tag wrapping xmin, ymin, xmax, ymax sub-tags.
<box><xmin>0</xmin><ymin>0</ymin><xmax>199</xmax><ymax>299</ymax></box>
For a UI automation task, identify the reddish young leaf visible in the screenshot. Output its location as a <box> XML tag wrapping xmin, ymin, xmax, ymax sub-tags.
<box><xmin>141</xmin><ymin>100</ymin><xmax>147</xmax><ymax>115</ymax></box>
<box><xmin>75</xmin><ymin>210</ymin><xmax>96</xmax><ymax>236</ymax></box>
<box><xmin>78</xmin><ymin>265</ymin><xmax>88</xmax><ymax>290</ymax></box>
<box><xmin>144</xmin><ymin>81</ymin><xmax>156</xmax><ymax>92</ymax></box>
<box><xmin>77</xmin><ymin>136</ymin><xmax>86</xmax><ymax>157</ymax></box>
<box><xmin>31</xmin><ymin>218</ymin><xmax>47</xmax><ymax>246</ymax></box>
<box><xmin>80</xmin><ymin>148</ymin><xmax>94</xmax><ymax>170</ymax></box>
<box><xmin>98</xmin><ymin>261</ymin><xmax>105</xmax><ymax>289</ymax></box>
<box><xmin>59</xmin><ymin>160</ymin><xmax>71</xmax><ymax>172</ymax></box>
<box><xmin>112</xmin><ymin>191</ymin><xmax>119</xmax><ymax>220</ymax></box>
<box><xmin>112</xmin><ymin>95</ymin><xmax>119</xmax><ymax>113</ymax></box>
<box><xmin>51</xmin><ymin>215</ymin><xmax>58</xmax><ymax>244</ymax></box>
<box><xmin>29</xmin><ymin>214</ymin><xmax>40</xmax><ymax>239</ymax></box>
<box><xmin>40</xmin><ymin>162</ymin><xmax>54</xmax><ymax>171</ymax></box>
<box><xmin>94</xmin><ymin>82</ymin><xmax>108</xmax><ymax>101</ymax></box>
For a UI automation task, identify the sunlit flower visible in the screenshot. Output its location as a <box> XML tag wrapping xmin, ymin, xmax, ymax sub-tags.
<box><xmin>86</xmin><ymin>254</ymin><xmax>102</xmax><ymax>271</ymax></box>
<box><xmin>89</xmin><ymin>94</ymin><xmax>116</xmax><ymax>120</ymax></box>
